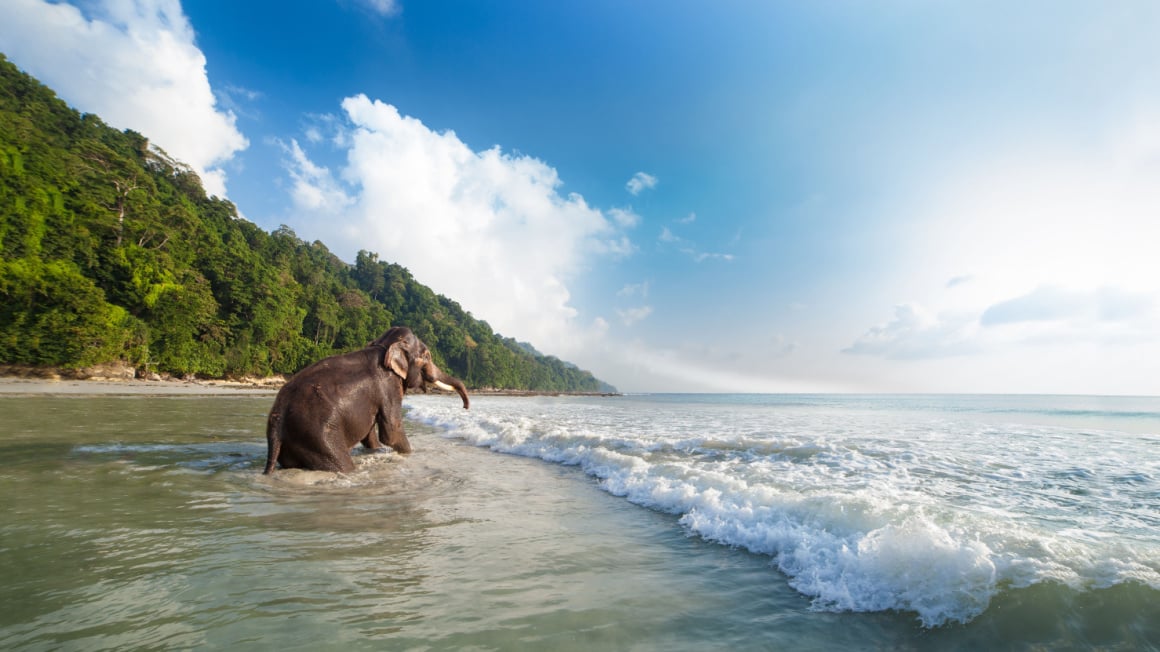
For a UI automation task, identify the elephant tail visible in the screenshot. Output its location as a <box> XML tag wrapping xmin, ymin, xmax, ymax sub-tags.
<box><xmin>264</xmin><ymin>411</ymin><xmax>281</xmax><ymax>475</ymax></box>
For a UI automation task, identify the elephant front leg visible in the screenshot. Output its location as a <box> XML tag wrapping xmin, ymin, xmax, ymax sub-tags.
<box><xmin>378</xmin><ymin>409</ymin><xmax>412</xmax><ymax>454</ymax></box>
<box><xmin>360</xmin><ymin>422</ymin><xmax>384</xmax><ymax>450</ymax></box>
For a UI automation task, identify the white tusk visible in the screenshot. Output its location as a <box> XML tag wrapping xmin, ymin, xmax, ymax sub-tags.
<box><xmin>433</xmin><ymin>380</ymin><xmax>456</xmax><ymax>392</ymax></box>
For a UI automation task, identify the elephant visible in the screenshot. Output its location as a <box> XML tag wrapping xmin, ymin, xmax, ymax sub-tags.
<box><xmin>263</xmin><ymin>326</ymin><xmax>470</xmax><ymax>474</ymax></box>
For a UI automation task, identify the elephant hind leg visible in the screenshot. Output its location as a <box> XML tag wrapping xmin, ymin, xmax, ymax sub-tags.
<box><xmin>315</xmin><ymin>429</ymin><xmax>358</xmax><ymax>473</ymax></box>
<box><xmin>272</xmin><ymin>447</ymin><xmax>354</xmax><ymax>474</ymax></box>
<box><xmin>316</xmin><ymin>450</ymin><xmax>357</xmax><ymax>474</ymax></box>
<box><xmin>264</xmin><ymin>413</ymin><xmax>358</xmax><ymax>474</ymax></box>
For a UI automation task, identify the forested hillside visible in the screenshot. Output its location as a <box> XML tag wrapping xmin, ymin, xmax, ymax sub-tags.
<box><xmin>0</xmin><ymin>54</ymin><xmax>611</xmax><ymax>392</ymax></box>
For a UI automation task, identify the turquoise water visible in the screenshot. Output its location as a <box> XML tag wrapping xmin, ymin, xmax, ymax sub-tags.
<box><xmin>0</xmin><ymin>392</ymin><xmax>1157</xmax><ymax>650</ymax></box>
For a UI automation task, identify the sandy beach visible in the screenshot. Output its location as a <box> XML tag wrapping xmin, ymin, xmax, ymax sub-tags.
<box><xmin>0</xmin><ymin>376</ymin><xmax>617</xmax><ymax>398</ymax></box>
<box><xmin>0</xmin><ymin>376</ymin><xmax>281</xmax><ymax>396</ymax></box>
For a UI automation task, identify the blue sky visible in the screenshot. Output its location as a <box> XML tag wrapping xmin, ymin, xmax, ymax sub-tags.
<box><xmin>3</xmin><ymin>0</ymin><xmax>1160</xmax><ymax>394</ymax></box>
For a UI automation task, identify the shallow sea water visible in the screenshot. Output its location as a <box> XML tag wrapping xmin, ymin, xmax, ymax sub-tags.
<box><xmin>0</xmin><ymin>392</ymin><xmax>1157</xmax><ymax>650</ymax></box>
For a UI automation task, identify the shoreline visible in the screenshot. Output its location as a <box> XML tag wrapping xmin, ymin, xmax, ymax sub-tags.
<box><xmin>0</xmin><ymin>374</ymin><xmax>620</xmax><ymax>397</ymax></box>
<box><xmin>0</xmin><ymin>376</ymin><xmax>281</xmax><ymax>396</ymax></box>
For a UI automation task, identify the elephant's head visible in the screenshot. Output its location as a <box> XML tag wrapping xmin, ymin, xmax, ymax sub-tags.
<box><xmin>371</xmin><ymin>327</ymin><xmax>470</xmax><ymax>409</ymax></box>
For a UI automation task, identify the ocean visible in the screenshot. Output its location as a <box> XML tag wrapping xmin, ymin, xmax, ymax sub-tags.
<box><xmin>0</xmin><ymin>390</ymin><xmax>1157</xmax><ymax>650</ymax></box>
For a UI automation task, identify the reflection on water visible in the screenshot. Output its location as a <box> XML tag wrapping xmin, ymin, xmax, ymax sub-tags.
<box><xmin>1</xmin><ymin>394</ymin><xmax>1156</xmax><ymax>650</ymax></box>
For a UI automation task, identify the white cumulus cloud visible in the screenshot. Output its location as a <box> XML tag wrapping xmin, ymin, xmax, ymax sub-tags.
<box><xmin>284</xmin><ymin>94</ymin><xmax>636</xmax><ymax>356</ymax></box>
<box><xmin>280</xmin><ymin>139</ymin><xmax>353</xmax><ymax>212</ymax></box>
<box><xmin>0</xmin><ymin>0</ymin><xmax>248</xmax><ymax>197</ymax></box>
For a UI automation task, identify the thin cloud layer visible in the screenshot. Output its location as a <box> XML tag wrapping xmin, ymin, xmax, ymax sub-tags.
<box><xmin>846</xmin><ymin>288</ymin><xmax>1158</xmax><ymax>362</ymax></box>
<box><xmin>658</xmin><ymin>225</ymin><xmax>734</xmax><ymax>263</ymax></box>
<box><xmin>842</xmin><ymin>117</ymin><xmax>1160</xmax><ymax>390</ymax></box>
<box><xmin>351</xmin><ymin>0</ymin><xmax>401</xmax><ymax>17</ymax></box>
<box><xmin>844</xmin><ymin>304</ymin><xmax>980</xmax><ymax>360</ymax></box>
<box><xmin>617</xmin><ymin>306</ymin><xmax>653</xmax><ymax>327</ymax></box>
<box><xmin>626</xmin><ymin>171</ymin><xmax>657</xmax><ymax>195</ymax></box>
<box><xmin>981</xmin><ymin>286</ymin><xmax>1155</xmax><ymax>328</ymax></box>
<box><xmin>287</xmin><ymin>94</ymin><xmax>632</xmax><ymax>355</ymax></box>
<box><xmin>0</xmin><ymin>0</ymin><xmax>248</xmax><ymax>197</ymax></box>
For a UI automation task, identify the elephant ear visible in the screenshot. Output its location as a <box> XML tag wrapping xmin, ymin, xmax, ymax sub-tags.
<box><xmin>385</xmin><ymin>342</ymin><xmax>409</xmax><ymax>380</ymax></box>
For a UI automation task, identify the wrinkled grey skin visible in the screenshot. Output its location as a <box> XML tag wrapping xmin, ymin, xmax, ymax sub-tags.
<box><xmin>264</xmin><ymin>326</ymin><xmax>469</xmax><ymax>474</ymax></box>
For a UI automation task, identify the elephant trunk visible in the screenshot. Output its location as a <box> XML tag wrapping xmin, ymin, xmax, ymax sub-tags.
<box><xmin>429</xmin><ymin>366</ymin><xmax>470</xmax><ymax>410</ymax></box>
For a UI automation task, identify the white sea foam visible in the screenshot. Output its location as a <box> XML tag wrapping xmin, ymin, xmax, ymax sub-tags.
<box><xmin>404</xmin><ymin>394</ymin><xmax>1160</xmax><ymax>627</ymax></box>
